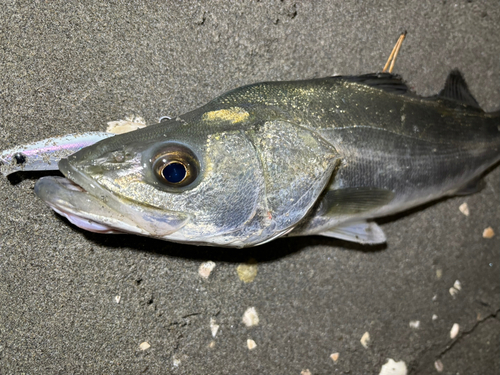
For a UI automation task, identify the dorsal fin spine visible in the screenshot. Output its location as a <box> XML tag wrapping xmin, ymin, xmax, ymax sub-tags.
<box><xmin>438</xmin><ymin>70</ymin><xmax>482</xmax><ymax>110</ymax></box>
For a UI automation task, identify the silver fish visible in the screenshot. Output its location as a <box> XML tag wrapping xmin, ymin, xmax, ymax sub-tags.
<box><xmin>13</xmin><ymin>71</ymin><xmax>500</xmax><ymax>247</ymax></box>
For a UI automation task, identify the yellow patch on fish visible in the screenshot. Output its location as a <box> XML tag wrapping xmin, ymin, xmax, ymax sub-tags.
<box><xmin>202</xmin><ymin>107</ymin><xmax>249</xmax><ymax>124</ymax></box>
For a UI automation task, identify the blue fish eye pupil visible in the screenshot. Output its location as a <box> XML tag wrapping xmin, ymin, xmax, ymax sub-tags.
<box><xmin>162</xmin><ymin>162</ymin><xmax>187</xmax><ymax>183</ymax></box>
<box><xmin>153</xmin><ymin>146</ymin><xmax>199</xmax><ymax>188</ymax></box>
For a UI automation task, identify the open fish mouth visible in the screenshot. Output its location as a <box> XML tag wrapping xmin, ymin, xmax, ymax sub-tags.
<box><xmin>34</xmin><ymin>158</ymin><xmax>191</xmax><ymax>237</ymax></box>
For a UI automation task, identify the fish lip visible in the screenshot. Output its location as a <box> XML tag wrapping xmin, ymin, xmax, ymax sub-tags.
<box><xmin>35</xmin><ymin>157</ymin><xmax>191</xmax><ymax>237</ymax></box>
<box><xmin>58</xmin><ymin>157</ymin><xmax>107</xmax><ymax>201</ymax></box>
<box><xmin>34</xmin><ymin>176</ymin><xmax>148</xmax><ymax>235</ymax></box>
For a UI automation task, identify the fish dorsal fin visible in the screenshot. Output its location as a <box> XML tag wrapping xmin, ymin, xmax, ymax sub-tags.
<box><xmin>438</xmin><ymin>70</ymin><xmax>482</xmax><ymax>110</ymax></box>
<box><xmin>343</xmin><ymin>73</ymin><xmax>408</xmax><ymax>95</ymax></box>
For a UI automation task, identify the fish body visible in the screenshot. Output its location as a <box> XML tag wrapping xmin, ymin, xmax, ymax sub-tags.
<box><xmin>30</xmin><ymin>71</ymin><xmax>500</xmax><ymax>247</ymax></box>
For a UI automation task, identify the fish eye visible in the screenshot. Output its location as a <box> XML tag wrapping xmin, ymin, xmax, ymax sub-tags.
<box><xmin>152</xmin><ymin>144</ymin><xmax>199</xmax><ymax>188</ymax></box>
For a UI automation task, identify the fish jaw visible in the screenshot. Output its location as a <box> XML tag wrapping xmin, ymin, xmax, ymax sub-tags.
<box><xmin>34</xmin><ymin>158</ymin><xmax>191</xmax><ymax>238</ymax></box>
<box><xmin>34</xmin><ymin>176</ymin><xmax>145</xmax><ymax>234</ymax></box>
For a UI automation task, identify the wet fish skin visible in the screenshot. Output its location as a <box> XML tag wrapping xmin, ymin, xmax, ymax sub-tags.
<box><xmin>34</xmin><ymin>71</ymin><xmax>500</xmax><ymax>247</ymax></box>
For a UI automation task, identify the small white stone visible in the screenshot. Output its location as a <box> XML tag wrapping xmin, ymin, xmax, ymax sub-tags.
<box><xmin>449</xmin><ymin>287</ymin><xmax>459</xmax><ymax>297</ymax></box>
<box><xmin>114</xmin><ymin>295</ymin><xmax>121</xmax><ymax>304</ymax></box>
<box><xmin>459</xmin><ymin>202</ymin><xmax>469</xmax><ymax>216</ymax></box>
<box><xmin>247</xmin><ymin>339</ymin><xmax>257</xmax><ymax>350</ymax></box>
<box><xmin>360</xmin><ymin>331</ymin><xmax>370</xmax><ymax>348</ymax></box>
<box><xmin>139</xmin><ymin>341</ymin><xmax>150</xmax><ymax>351</ymax></box>
<box><xmin>199</xmin><ymin>261</ymin><xmax>216</xmax><ymax>279</ymax></box>
<box><xmin>432</xmin><ymin>314</ymin><xmax>438</xmax><ymax>321</ymax></box>
<box><xmin>453</xmin><ymin>280</ymin><xmax>461</xmax><ymax>291</ymax></box>
<box><xmin>432</xmin><ymin>294</ymin><xmax>438</xmax><ymax>301</ymax></box>
<box><xmin>483</xmin><ymin>227</ymin><xmax>495</xmax><ymax>239</ymax></box>
<box><xmin>379</xmin><ymin>358</ymin><xmax>407</xmax><ymax>375</ymax></box>
<box><xmin>434</xmin><ymin>359</ymin><xmax>444</xmax><ymax>372</ymax></box>
<box><xmin>242</xmin><ymin>307</ymin><xmax>259</xmax><ymax>327</ymax></box>
<box><xmin>330</xmin><ymin>352</ymin><xmax>339</xmax><ymax>362</ymax></box>
<box><xmin>301</xmin><ymin>370</ymin><xmax>312</xmax><ymax>375</ymax></box>
<box><xmin>409</xmin><ymin>320</ymin><xmax>420</xmax><ymax>329</ymax></box>
<box><xmin>450</xmin><ymin>323</ymin><xmax>460</xmax><ymax>339</ymax></box>
<box><xmin>210</xmin><ymin>318</ymin><xmax>220</xmax><ymax>338</ymax></box>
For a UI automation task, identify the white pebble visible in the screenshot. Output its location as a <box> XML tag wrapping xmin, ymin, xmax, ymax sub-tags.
<box><xmin>379</xmin><ymin>358</ymin><xmax>407</xmax><ymax>375</ymax></box>
<box><xmin>450</xmin><ymin>323</ymin><xmax>460</xmax><ymax>339</ymax></box>
<box><xmin>459</xmin><ymin>202</ymin><xmax>469</xmax><ymax>216</ymax></box>
<box><xmin>409</xmin><ymin>320</ymin><xmax>420</xmax><ymax>329</ymax></box>
<box><xmin>360</xmin><ymin>331</ymin><xmax>370</xmax><ymax>348</ymax></box>
<box><xmin>210</xmin><ymin>318</ymin><xmax>220</xmax><ymax>338</ymax></box>
<box><xmin>139</xmin><ymin>341</ymin><xmax>150</xmax><ymax>351</ymax></box>
<box><xmin>199</xmin><ymin>261</ymin><xmax>216</xmax><ymax>279</ymax></box>
<box><xmin>436</xmin><ymin>269</ymin><xmax>443</xmax><ymax>279</ymax></box>
<box><xmin>247</xmin><ymin>339</ymin><xmax>257</xmax><ymax>350</ymax></box>
<box><xmin>483</xmin><ymin>227</ymin><xmax>495</xmax><ymax>239</ymax></box>
<box><xmin>242</xmin><ymin>307</ymin><xmax>259</xmax><ymax>327</ymax></box>
<box><xmin>434</xmin><ymin>359</ymin><xmax>444</xmax><ymax>372</ymax></box>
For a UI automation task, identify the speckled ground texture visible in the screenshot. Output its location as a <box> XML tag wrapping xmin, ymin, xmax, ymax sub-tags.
<box><xmin>0</xmin><ymin>1</ymin><xmax>499</xmax><ymax>374</ymax></box>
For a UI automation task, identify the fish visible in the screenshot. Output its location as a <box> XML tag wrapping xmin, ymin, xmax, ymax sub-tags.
<box><xmin>7</xmin><ymin>70</ymin><xmax>500</xmax><ymax>247</ymax></box>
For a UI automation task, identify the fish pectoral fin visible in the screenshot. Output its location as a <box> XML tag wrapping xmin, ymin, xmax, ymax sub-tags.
<box><xmin>320</xmin><ymin>187</ymin><xmax>394</xmax><ymax>216</ymax></box>
<box><xmin>438</xmin><ymin>70</ymin><xmax>482</xmax><ymax>110</ymax></box>
<box><xmin>319</xmin><ymin>221</ymin><xmax>386</xmax><ymax>245</ymax></box>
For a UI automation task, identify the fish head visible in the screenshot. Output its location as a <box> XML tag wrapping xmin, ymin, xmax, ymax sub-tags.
<box><xmin>35</xmin><ymin>107</ymin><xmax>338</xmax><ymax>247</ymax></box>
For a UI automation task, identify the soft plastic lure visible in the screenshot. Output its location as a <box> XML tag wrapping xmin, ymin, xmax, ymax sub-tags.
<box><xmin>0</xmin><ymin>132</ymin><xmax>113</xmax><ymax>177</ymax></box>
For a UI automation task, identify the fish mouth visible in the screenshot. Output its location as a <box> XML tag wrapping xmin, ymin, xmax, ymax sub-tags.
<box><xmin>34</xmin><ymin>158</ymin><xmax>190</xmax><ymax>237</ymax></box>
<box><xmin>34</xmin><ymin>176</ymin><xmax>142</xmax><ymax>234</ymax></box>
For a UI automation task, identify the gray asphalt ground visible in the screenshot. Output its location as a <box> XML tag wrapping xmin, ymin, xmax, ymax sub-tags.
<box><xmin>0</xmin><ymin>1</ymin><xmax>499</xmax><ymax>374</ymax></box>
